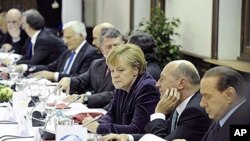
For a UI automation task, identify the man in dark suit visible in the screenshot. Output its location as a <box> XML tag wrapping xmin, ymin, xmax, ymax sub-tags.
<box><xmin>200</xmin><ymin>66</ymin><xmax>250</xmax><ymax>141</ymax></box>
<box><xmin>1</xmin><ymin>8</ymin><xmax>28</xmax><ymax>55</ymax></box>
<box><xmin>16</xmin><ymin>20</ymin><xmax>101</xmax><ymax>81</ymax></box>
<box><xmin>103</xmin><ymin>60</ymin><xmax>212</xmax><ymax>141</ymax></box>
<box><xmin>58</xmin><ymin>27</ymin><xmax>123</xmax><ymax>109</ymax></box>
<box><xmin>17</xmin><ymin>9</ymin><xmax>66</xmax><ymax>65</ymax></box>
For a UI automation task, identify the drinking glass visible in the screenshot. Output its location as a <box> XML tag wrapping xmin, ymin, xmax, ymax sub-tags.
<box><xmin>19</xmin><ymin>92</ymin><xmax>31</xmax><ymax>111</ymax></box>
<box><xmin>8</xmin><ymin>64</ymin><xmax>19</xmax><ymax>82</ymax></box>
<box><xmin>15</xmin><ymin>79</ymin><xmax>27</xmax><ymax>91</ymax></box>
<box><xmin>87</xmin><ymin>133</ymin><xmax>102</xmax><ymax>141</ymax></box>
<box><xmin>9</xmin><ymin>72</ymin><xmax>19</xmax><ymax>81</ymax></box>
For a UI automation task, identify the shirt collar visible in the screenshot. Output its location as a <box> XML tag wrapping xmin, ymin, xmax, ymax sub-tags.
<box><xmin>219</xmin><ymin>99</ymin><xmax>246</xmax><ymax>127</ymax></box>
<box><xmin>31</xmin><ymin>30</ymin><xmax>41</xmax><ymax>45</ymax></box>
<box><xmin>73</xmin><ymin>40</ymin><xmax>86</xmax><ymax>54</ymax></box>
<box><xmin>176</xmin><ymin>93</ymin><xmax>195</xmax><ymax>116</ymax></box>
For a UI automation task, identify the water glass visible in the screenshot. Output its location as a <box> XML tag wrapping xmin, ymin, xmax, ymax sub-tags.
<box><xmin>88</xmin><ymin>133</ymin><xmax>102</xmax><ymax>141</ymax></box>
<box><xmin>15</xmin><ymin>79</ymin><xmax>26</xmax><ymax>91</ymax></box>
<box><xmin>25</xmin><ymin>111</ymin><xmax>33</xmax><ymax>129</ymax></box>
<box><xmin>9</xmin><ymin>72</ymin><xmax>19</xmax><ymax>81</ymax></box>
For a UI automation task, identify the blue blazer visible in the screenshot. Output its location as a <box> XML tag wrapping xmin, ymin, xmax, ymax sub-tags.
<box><xmin>97</xmin><ymin>72</ymin><xmax>160</xmax><ymax>134</ymax></box>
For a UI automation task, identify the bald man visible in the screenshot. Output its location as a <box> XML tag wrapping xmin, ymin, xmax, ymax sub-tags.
<box><xmin>1</xmin><ymin>8</ymin><xmax>28</xmax><ymax>55</ymax></box>
<box><xmin>103</xmin><ymin>60</ymin><xmax>212</xmax><ymax>141</ymax></box>
<box><xmin>92</xmin><ymin>22</ymin><xmax>114</xmax><ymax>50</ymax></box>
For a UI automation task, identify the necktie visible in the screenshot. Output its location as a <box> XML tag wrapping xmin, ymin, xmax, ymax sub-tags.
<box><xmin>28</xmin><ymin>41</ymin><xmax>33</xmax><ymax>59</ymax></box>
<box><xmin>63</xmin><ymin>51</ymin><xmax>75</xmax><ymax>74</ymax></box>
<box><xmin>171</xmin><ymin>110</ymin><xmax>179</xmax><ymax>132</ymax></box>
<box><xmin>206</xmin><ymin>122</ymin><xmax>220</xmax><ymax>141</ymax></box>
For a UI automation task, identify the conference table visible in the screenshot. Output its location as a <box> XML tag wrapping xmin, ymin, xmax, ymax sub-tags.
<box><xmin>0</xmin><ymin>105</ymin><xmax>38</xmax><ymax>141</ymax></box>
<box><xmin>0</xmin><ymin>77</ymin><xmax>106</xmax><ymax>141</ymax></box>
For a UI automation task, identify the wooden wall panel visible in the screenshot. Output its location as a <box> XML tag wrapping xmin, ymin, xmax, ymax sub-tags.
<box><xmin>0</xmin><ymin>0</ymin><xmax>37</xmax><ymax>12</ymax></box>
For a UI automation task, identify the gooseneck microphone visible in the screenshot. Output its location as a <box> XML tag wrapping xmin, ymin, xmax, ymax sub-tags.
<box><xmin>0</xmin><ymin>135</ymin><xmax>34</xmax><ymax>141</ymax></box>
<box><xmin>39</xmin><ymin>95</ymin><xmax>81</xmax><ymax>140</ymax></box>
<box><xmin>82</xmin><ymin>115</ymin><xmax>102</xmax><ymax>127</ymax></box>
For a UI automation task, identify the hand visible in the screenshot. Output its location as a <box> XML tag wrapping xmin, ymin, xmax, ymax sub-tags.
<box><xmin>7</xmin><ymin>24</ymin><xmax>21</xmax><ymax>39</ymax></box>
<box><xmin>0</xmin><ymin>72</ymin><xmax>9</xmax><ymax>80</ymax></box>
<box><xmin>155</xmin><ymin>88</ymin><xmax>180</xmax><ymax>114</ymax></box>
<box><xmin>15</xmin><ymin>65</ymin><xmax>24</xmax><ymax>73</ymax></box>
<box><xmin>82</xmin><ymin>114</ymin><xmax>99</xmax><ymax>133</ymax></box>
<box><xmin>0</xmin><ymin>58</ymin><xmax>12</xmax><ymax>66</ymax></box>
<box><xmin>103</xmin><ymin>133</ymin><xmax>129</xmax><ymax>141</ymax></box>
<box><xmin>58</xmin><ymin>77</ymin><xmax>70</xmax><ymax>94</ymax></box>
<box><xmin>1</xmin><ymin>43</ymin><xmax>13</xmax><ymax>52</ymax></box>
<box><xmin>32</xmin><ymin>71</ymin><xmax>54</xmax><ymax>80</ymax></box>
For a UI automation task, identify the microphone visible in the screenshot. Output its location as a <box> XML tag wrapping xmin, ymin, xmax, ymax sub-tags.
<box><xmin>82</xmin><ymin>115</ymin><xmax>102</xmax><ymax>127</ymax></box>
<box><xmin>39</xmin><ymin>95</ymin><xmax>81</xmax><ymax>140</ymax></box>
<box><xmin>31</xmin><ymin>85</ymin><xmax>62</xmax><ymax>126</ymax></box>
<box><xmin>0</xmin><ymin>120</ymin><xmax>18</xmax><ymax>124</ymax></box>
<box><xmin>0</xmin><ymin>135</ymin><xmax>33</xmax><ymax>141</ymax></box>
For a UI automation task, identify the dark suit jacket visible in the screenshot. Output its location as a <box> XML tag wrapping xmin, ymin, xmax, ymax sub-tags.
<box><xmin>147</xmin><ymin>61</ymin><xmax>161</xmax><ymax>81</ymax></box>
<box><xmin>30</xmin><ymin>41</ymin><xmax>101</xmax><ymax>81</ymax></box>
<box><xmin>137</xmin><ymin>92</ymin><xmax>212</xmax><ymax>141</ymax></box>
<box><xmin>202</xmin><ymin>100</ymin><xmax>250</xmax><ymax>141</ymax></box>
<box><xmin>70</xmin><ymin>58</ymin><xmax>114</xmax><ymax>109</ymax></box>
<box><xmin>17</xmin><ymin>30</ymin><xmax>66</xmax><ymax>65</ymax></box>
<box><xmin>97</xmin><ymin>73</ymin><xmax>160</xmax><ymax>134</ymax></box>
<box><xmin>0</xmin><ymin>31</ymin><xmax>7</xmax><ymax>47</ymax></box>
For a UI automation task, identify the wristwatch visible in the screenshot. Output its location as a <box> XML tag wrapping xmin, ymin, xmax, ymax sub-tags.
<box><xmin>83</xmin><ymin>95</ymin><xmax>88</xmax><ymax>105</ymax></box>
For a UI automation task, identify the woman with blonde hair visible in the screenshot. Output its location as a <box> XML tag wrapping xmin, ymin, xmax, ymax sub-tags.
<box><xmin>82</xmin><ymin>43</ymin><xmax>160</xmax><ymax>134</ymax></box>
<box><xmin>0</xmin><ymin>12</ymin><xmax>7</xmax><ymax>47</ymax></box>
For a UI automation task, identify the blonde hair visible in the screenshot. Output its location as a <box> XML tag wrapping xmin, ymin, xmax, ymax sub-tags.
<box><xmin>0</xmin><ymin>12</ymin><xmax>7</xmax><ymax>33</ymax></box>
<box><xmin>106</xmin><ymin>43</ymin><xmax>146</xmax><ymax>75</ymax></box>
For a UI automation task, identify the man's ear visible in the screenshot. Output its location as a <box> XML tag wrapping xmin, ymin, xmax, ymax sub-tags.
<box><xmin>225</xmin><ymin>87</ymin><xmax>237</xmax><ymax>104</ymax></box>
<box><xmin>177</xmin><ymin>77</ymin><xmax>186</xmax><ymax>89</ymax></box>
<box><xmin>79</xmin><ymin>33</ymin><xmax>84</xmax><ymax>39</ymax></box>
